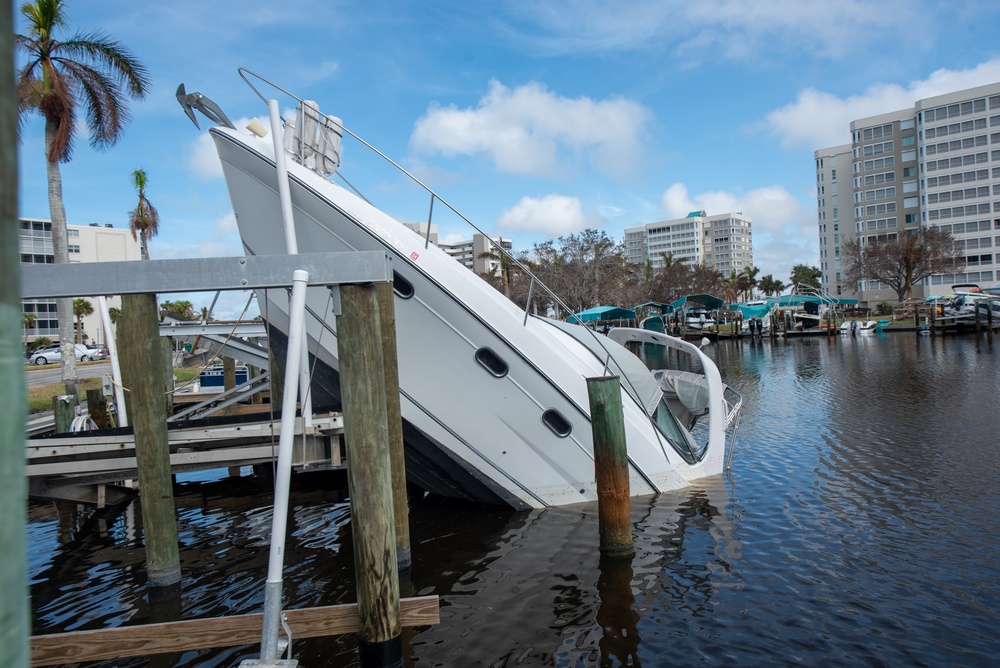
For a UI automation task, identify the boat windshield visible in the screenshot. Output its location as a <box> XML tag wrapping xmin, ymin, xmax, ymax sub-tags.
<box><xmin>651</xmin><ymin>397</ymin><xmax>702</xmax><ymax>465</ymax></box>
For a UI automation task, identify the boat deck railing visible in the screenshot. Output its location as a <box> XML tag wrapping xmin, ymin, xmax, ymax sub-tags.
<box><xmin>236</xmin><ymin>69</ymin><xmax>738</xmax><ymax>470</ymax></box>
<box><xmin>238</xmin><ymin>68</ymin><xmax>579</xmax><ymax>330</ymax></box>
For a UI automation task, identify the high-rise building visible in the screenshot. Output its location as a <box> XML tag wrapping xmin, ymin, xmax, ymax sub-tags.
<box><xmin>20</xmin><ymin>218</ymin><xmax>141</xmax><ymax>345</ymax></box>
<box><xmin>402</xmin><ymin>222</ymin><xmax>513</xmax><ymax>277</ymax></box>
<box><xmin>816</xmin><ymin>81</ymin><xmax>1000</xmax><ymax>304</ymax></box>
<box><xmin>624</xmin><ymin>210</ymin><xmax>754</xmax><ymax>273</ymax></box>
<box><xmin>814</xmin><ymin>144</ymin><xmax>851</xmax><ymax>297</ymax></box>
<box><xmin>438</xmin><ymin>234</ymin><xmax>513</xmax><ymax>277</ymax></box>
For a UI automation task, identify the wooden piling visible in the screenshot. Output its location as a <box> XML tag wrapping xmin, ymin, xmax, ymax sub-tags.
<box><xmin>377</xmin><ymin>282</ymin><xmax>411</xmax><ymax>574</ymax></box>
<box><xmin>52</xmin><ymin>394</ymin><xmax>78</xmax><ymax>433</ymax></box>
<box><xmin>586</xmin><ymin>376</ymin><xmax>634</xmax><ymax>559</ymax></box>
<box><xmin>988</xmin><ymin>300</ymin><xmax>994</xmax><ymax>341</ymax></box>
<box><xmin>223</xmin><ymin>356</ymin><xmax>237</xmax><ymax>416</ymax></box>
<box><xmin>337</xmin><ymin>283</ymin><xmax>402</xmax><ymax>667</ymax></box>
<box><xmin>0</xmin><ymin>1</ymin><xmax>30</xmax><ymax>656</ymax></box>
<box><xmin>162</xmin><ymin>338</ymin><xmax>174</xmax><ymax>417</ymax></box>
<box><xmin>86</xmin><ymin>388</ymin><xmax>111</xmax><ymax>429</ymax></box>
<box><xmin>118</xmin><ymin>293</ymin><xmax>181</xmax><ymax>587</ymax></box>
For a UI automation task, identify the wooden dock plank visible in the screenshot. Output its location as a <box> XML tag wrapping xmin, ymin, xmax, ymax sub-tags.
<box><xmin>30</xmin><ymin>595</ymin><xmax>440</xmax><ymax>666</ymax></box>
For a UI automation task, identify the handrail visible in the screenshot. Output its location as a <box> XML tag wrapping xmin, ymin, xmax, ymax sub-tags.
<box><xmin>237</xmin><ymin>68</ymin><xmax>577</xmax><ymax>324</ymax></box>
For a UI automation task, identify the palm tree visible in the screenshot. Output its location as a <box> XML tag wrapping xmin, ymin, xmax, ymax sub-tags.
<box><xmin>720</xmin><ymin>270</ymin><xmax>740</xmax><ymax>304</ymax></box>
<box><xmin>23</xmin><ymin>312</ymin><xmax>37</xmax><ymax>344</ymax></box>
<box><xmin>128</xmin><ymin>167</ymin><xmax>159</xmax><ymax>259</ymax></box>
<box><xmin>16</xmin><ymin>0</ymin><xmax>150</xmax><ymax>387</ymax></box>
<box><xmin>72</xmin><ymin>298</ymin><xmax>93</xmax><ymax>342</ymax></box>
<box><xmin>107</xmin><ymin>306</ymin><xmax>122</xmax><ymax>324</ymax></box>
<box><xmin>477</xmin><ymin>246</ymin><xmax>515</xmax><ymax>299</ymax></box>
<box><xmin>758</xmin><ymin>274</ymin><xmax>786</xmax><ymax>297</ymax></box>
<box><xmin>739</xmin><ymin>265</ymin><xmax>760</xmax><ymax>301</ymax></box>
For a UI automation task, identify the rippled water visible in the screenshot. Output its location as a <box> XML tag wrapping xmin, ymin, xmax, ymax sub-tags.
<box><xmin>29</xmin><ymin>333</ymin><xmax>1000</xmax><ymax>666</ymax></box>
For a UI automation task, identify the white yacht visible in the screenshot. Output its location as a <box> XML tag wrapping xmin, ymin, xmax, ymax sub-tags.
<box><xmin>180</xmin><ymin>70</ymin><xmax>742</xmax><ymax>509</ymax></box>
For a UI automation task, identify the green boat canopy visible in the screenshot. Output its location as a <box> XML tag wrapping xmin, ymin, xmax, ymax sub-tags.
<box><xmin>568</xmin><ymin>306</ymin><xmax>638</xmax><ymax>323</ymax></box>
<box><xmin>670</xmin><ymin>294</ymin><xmax>727</xmax><ymax>311</ymax></box>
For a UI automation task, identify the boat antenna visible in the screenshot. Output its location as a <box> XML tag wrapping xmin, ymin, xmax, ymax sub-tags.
<box><xmin>176</xmin><ymin>83</ymin><xmax>236</xmax><ymax>130</ymax></box>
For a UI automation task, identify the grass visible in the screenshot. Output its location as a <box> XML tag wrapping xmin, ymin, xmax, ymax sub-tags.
<box><xmin>27</xmin><ymin>365</ymin><xmax>206</xmax><ymax>413</ymax></box>
<box><xmin>27</xmin><ymin>378</ymin><xmax>102</xmax><ymax>413</ymax></box>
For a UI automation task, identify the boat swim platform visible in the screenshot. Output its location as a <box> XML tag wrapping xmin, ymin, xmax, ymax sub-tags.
<box><xmin>27</xmin><ymin>412</ymin><xmax>344</xmax><ymax>505</ymax></box>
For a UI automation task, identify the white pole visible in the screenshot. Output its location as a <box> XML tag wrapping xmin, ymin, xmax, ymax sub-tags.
<box><xmin>98</xmin><ymin>296</ymin><xmax>128</xmax><ymax>428</ymax></box>
<box><xmin>258</xmin><ymin>269</ymin><xmax>309</xmax><ymax>665</ymax></box>
<box><xmin>268</xmin><ymin>100</ymin><xmax>313</xmax><ymax>427</ymax></box>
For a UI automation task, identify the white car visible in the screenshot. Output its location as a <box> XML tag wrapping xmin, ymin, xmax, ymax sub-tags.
<box><xmin>29</xmin><ymin>343</ymin><xmax>94</xmax><ymax>365</ymax></box>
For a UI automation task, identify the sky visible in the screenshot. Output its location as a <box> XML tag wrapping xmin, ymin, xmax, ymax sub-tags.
<box><xmin>15</xmin><ymin>0</ymin><xmax>1000</xmax><ymax>317</ymax></box>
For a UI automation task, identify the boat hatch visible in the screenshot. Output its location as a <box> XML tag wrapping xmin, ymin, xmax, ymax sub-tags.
<box><xmin>541</xmin><ymin>409</ymin><xmax>572</xmax><ymax>438</ymax></box>
<box><xmin>475</xmin><ymin>347</ymin><xmax>509</xmax><ymax>378</ymax></box>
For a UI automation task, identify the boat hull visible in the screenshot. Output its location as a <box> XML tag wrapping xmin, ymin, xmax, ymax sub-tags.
<box><xmin>212</xmin><ymin>127</ymin><xmax>721</xmax><ymax>508</ymax></box>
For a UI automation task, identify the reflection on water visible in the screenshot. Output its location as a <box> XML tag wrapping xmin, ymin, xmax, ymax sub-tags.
<box><xmin>28</xmin><ymin>334</ymin><xmax>1000</xmax><ymax>666</ymax></box>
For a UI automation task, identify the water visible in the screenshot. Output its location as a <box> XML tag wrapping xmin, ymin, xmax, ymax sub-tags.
<box><xmin>28</xmin><ymin>333</ymin><xmax>1000</xmax><ymax>666</ymax></box>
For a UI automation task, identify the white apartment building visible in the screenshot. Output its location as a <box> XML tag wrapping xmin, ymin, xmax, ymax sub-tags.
<box><xmin>404</xmin><ymin>222</ymin><xmax>513</xmax><ymax>277</ymax></box>
<box><xmin>624</xmin><ymin>210</ymin><xmax>754</xmax><ymax>273</ymax></box>
<box><xmin>815</xmin><ymin>81</ymin><xmax>1000</xmax><ymax>303</ymax></box>
<box><xmin>20</xmin><ymin>218</ymin><xmax>141</xmax><ymax>344</ymax></box>
<box><xmin>439</xmin><ymin>235</ymin><xmax>513</xmax><ymax>277</ymax></box>
<box><xmin>814</xmin><ymin>145</ymin><xmax>851</xmax><ymax>297</ymax></box>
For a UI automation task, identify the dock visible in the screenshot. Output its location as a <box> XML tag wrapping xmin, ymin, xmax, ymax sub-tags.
<box><xmin>28</xmin><ymin>412</ymin><xmax>344</xmax><ymax>505</ymax></box>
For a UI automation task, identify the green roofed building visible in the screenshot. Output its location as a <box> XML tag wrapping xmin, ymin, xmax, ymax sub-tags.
<box><xmin>623</xmin><ymin>211</ymin><xmax>754</xmax><ymax>273</ymax></box>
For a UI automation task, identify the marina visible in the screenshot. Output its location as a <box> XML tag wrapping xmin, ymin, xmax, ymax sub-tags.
<box><xmin>17</xmin><ymin>74</ymin><xmax>1000</xmax><ymax>663</ymax></box>
<box><xmin>27</xmin><ymin>332</ymin><xmax>1000</xmax><ymax>666</ymax></box>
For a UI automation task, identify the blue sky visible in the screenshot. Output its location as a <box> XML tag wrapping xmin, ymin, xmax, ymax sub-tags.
<box><xmin>16</xmin><ymin>0</ymin><xmax>1000</xmax><ymax>317</ymax></box>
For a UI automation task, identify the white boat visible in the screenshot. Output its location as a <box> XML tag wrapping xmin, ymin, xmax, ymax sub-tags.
<box><xmin>839</xmin><ymin>319</ymin><xmax>888</xmax><ymax>335</ymax></box>
<box><xmin>180</xmin><ymin>71</ymin><xmax>742</xmax><ymax>509</ymax></box>
<box><xmin>942</xmin><ymin>284</ymin><xmax>1000</xmax><ymax>323</ymax></box>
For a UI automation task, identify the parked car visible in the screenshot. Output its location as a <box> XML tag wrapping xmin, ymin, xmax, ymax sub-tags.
<box><xmin>29</xmin><ymin>343</ymin><xmax>94</xmax><ymax>365</ymax></box>
<box><xmin>86</xmin><ymin>344</ymin><xmax>108</xmax><ymax>360</ymax></box>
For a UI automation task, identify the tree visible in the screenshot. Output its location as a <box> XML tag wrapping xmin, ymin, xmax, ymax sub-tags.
<box><xmin>72</xmin><ymin>298</ymin><xmax>93</xmax><ymax>342</ymax></box>
<box><xmin>720</xmin><ymin>270</ymin><xmax>740</xmax><ymax>304</ymax></box>
<box><xmin>758</xmin><ymin>274</ymin><xmax>786</xmax><ymax>297</ymax></box>
<box><xmin>529</xmin><ymin>229</ymin><xmax>626</xmax><ymax>316</ymax></box>
<box><xmin>842</xmin><ymin>228</ymin><xmax>965</xmax><ymax>302</ymax></box>
<box><xmin>739</xmin><ymin>265</ymin><xmax>760</xmax><ymax>301</ymax></box>
<box><xmin>477</xmin><ymin>244</ymin><xmax>515</xmax><ymax>299</ymax></box>
<box><xmin>107</xmin><ymin>306</ymin><xmax>121</xmax><ymax>324</ymax></box>
<box><xmin>159</xmin><ymin>299</ymin><xmax>196</xmax><ymax>321</ymax></box>
<box><xmin>16</xmin><ymin>0</ymin><xmax>150</xmax><ymax>388</ymax></box>
<box><xmin>128</xmin><ymin>167</ymin><xmax>159</xmax><ymax>260</ymax></box>
<box><xmin>789</xmin><ymin>264</ymin><xmax>822</xmax><ymax>290</ymax></box>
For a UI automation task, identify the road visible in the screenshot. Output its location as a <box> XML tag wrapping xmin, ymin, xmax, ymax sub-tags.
<box><xmin>25</xmin><ymin>361</ymin><xmax>112</xmax><ymax>388</ymax></box>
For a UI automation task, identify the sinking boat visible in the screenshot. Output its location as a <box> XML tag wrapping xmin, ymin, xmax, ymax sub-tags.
<box><xmin>180</xmin><ymin>70</ymin><xmax>742</xmax><ymax>509</ymax></box>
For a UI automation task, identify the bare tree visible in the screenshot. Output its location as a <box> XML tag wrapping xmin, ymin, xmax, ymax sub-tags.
<box><xmin>842</xmin><ymin>228</ymin><xmax>965</xmax><ymax>302</ymax></box>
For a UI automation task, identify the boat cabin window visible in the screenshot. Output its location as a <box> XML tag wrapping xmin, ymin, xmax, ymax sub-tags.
<box><xmin>652</xmin><ymin>398</ymin><xmax>703</xmax><ymax>465</ymax></box>
<box><xmin>393</xmin><ymin>272</ymin><xmax>414</xmax><ymax>299</ymax></box>
<box><xmin>541</xmin><ymin>409</ymin><xmax>572</xmax><ymax>438</ymax></box>
<box><xmin>475</xmin><ymin>347</ymin><xmax>509</xmax><ymax>378</ymax></box>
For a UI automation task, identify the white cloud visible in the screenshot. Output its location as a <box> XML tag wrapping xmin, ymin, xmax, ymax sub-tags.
<box><xmin>189</xmin><ymin>130</ymin><xmax>225</xmax><ymax>179</ymax></box>
<box><xmin>659</xmin><ymin>182</ymin><xmax>816</xmax><ymax>281</ymax></box>
<box><xmin>497</xmin><ymin>194</ymin><xmax>602</xmax><ymax>236</ymax></box>
<box><xmin>187</xmin><ymin>116</ymin><xmax>268</xmax><ymax>180</ymax></box>
<box><xmin>410</xmin><ymin>80</ymin><xmax>650</xmax><ymax>179</ymax></box>
<box><xmin>763</xmin><ymin>57</ymin><xmax>1000</xmax><ymax>149</ymax></box>
<box><xmin>507</xmin><ymin>0</ymin><xmax>929</xmax><ymax>62</ymax></box>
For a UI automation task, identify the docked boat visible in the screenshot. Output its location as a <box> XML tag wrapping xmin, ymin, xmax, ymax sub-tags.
<box><xmin>942</xmin><ymin>284</ymin><xmax>1000</xmax><ymax>323</ymax></box>
<box><xmin>838</xmin><ymin>319</ymin><xmax>888</xmax><ymax>335</ymax></box>
<box><xmin>180</xmin><ymin>70</ymin><xmax>742</xmax><ymax>509</ymax></box>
